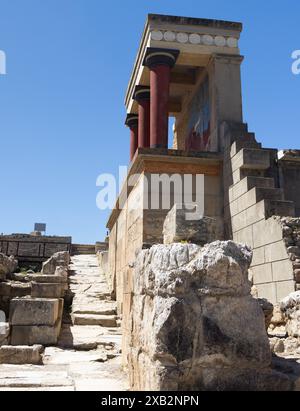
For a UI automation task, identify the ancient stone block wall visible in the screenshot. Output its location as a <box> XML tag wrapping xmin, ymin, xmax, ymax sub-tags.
<box><xmin>0</xmin><ymin>251</ymin><xmax>69</xmax><ymax>347</ymax></box>
<box><xmin>222</xmin><ymin>122</ymin><xmax>297</xmax><ymax>303</ymax></box>
<box><xmin>126</xmin><ymin>241</ymin><xmax>291</xmax><ymax>391</ymax></box>
<box><xmin>107</xmin><ymin>173</ymin><xmax>144</xmax><ymax>313</ymax></box>
<box><xmin>279</xmin><ymin>151</ymin><xmax>300</xmax><ymax>217</ymax></box>
<box><xmin>0</xmin><ymin>234</ymin><xmax>72</xmax><ymax>264</ymax></box>
<box><xmin>107</xmin><ymin>154</ymin><xmax>224</xmax><ymax>315</ymax></box>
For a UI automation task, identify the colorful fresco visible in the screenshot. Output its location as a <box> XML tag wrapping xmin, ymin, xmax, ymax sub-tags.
<box><xmin>185</xmin><ymin>77</ymin><xmax>211</xmax><ymax>152</ymax></box>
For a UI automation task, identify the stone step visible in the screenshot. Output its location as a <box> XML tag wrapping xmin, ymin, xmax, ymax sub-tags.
<box><xmin>228</xmin><ymin>186</ymin><xmax>282</xmax><ymax>216</ymax></box>
<box><xmin>0</xmin><ymin>345</ymin><xmax>44</xmax><ymax>365</ymax></box>
<box><xmin>255</xmin><ymin>187</ymin><xmax>283</xmax><ymax>202</ymax></box>
<box><xmin>232</xmin><ymin>168</ymin><xmax>266</xmax><ymax>185</ymax></box>
<box><xmin>230</xmin><ymin>140</ymin><xmax>262</xmax><ymax>158</ymax></box>
<box><xmin>229</xmin><ymin>176</ymin><xmax>275</xmax><ymax>202</ymax></box>
<box><xmin>265</xmin><ymin>200</ymin><xmax>296</xmax><ymax>218</ymax></box>
<box><xmin>232</xmin><ymin>148</ymin><xmax>272</xmax><ymax>172</ymax></box>
<box><xmin>0</xmin><ymin>366</ymin><xmax>73</xmax><ymax>388</ymax></box>
<box><xmin>57</xmin><ymin>325</ymin><xmax>122</xmax><ymax>351</ymax></box>
<box><xmin>72</xmin><ymin>305</ymin><xmax>117</xmax><ymax>316</ymax></box>
<box><xmin>72</xmin><ymin>314</ymin><xmax>118</xmax><ymax>327</ymax></box>
<box><xmin>31</xmin><ymin>282</ymin><xmax>65</xmax><ymax>299</ymax></box>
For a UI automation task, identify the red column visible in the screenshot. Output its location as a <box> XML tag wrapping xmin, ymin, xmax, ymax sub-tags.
<box><xmin>149</xmin><ymin>65</ymin><xmax>171</xmax><ymax>148</ymax></box>
<box><xmin>125</xmin><ymin>114</ymin><xmax>139</xmax><ymax>161</ymax></box>
<box><xmin>144</xmin><ymin>48</ymin><xmax>179</xmax><ymax>149</ymax></box>
<box><xmin>134</xmin><ymin>86</ymin><xmax>150</xmax><ymax>148</ymax></box>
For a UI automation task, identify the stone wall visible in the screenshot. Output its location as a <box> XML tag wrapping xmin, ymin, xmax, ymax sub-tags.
<box><xmin>0</xmin><ymin>234</ymin><xmax>72</xmax><ymax>264</ymax></box>
<box><xmin>126</xmin><ymin>241</ymin><xmax>291</xmax><ymax>391</ymax></box>
<box><xmin>0</xmin><ymin>251</ymin><xmax>69</xmax><ymax>347</ymax></box>
<box><xmin>107</xmin><ymin>172</ymin><xmax>144</xmax><ymax>314</ymax></box>
<box><xmin>97</xmin><ymin>251</ymin><xmax>109</xmax><ymax>292</ymax></box>
<box><xmin>222</xmin><ymin>122</ymin><xmax>297</xmax><ymax>304</ymax></box>
<box><xmin>106</xmin><ymin>150</ymin><xmax>223</xmax><ymax>315</ymax></box>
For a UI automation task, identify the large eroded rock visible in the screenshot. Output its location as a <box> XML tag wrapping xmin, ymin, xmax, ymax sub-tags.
<box><xmin>0</xmin><ymin>253</ymin><xmax>18</xmax><ymax>281</ymax></box>
<box><xmin>281</xmin><ymin>292</ymin><xmax>300</xmax><ymax>338</ymax></box>
<box><xmin>127</xmin><ymin>241</ymin><xmax>291</xmax><ymax>391</ymax></box>
<box><xmin>42</xmin><ymin>251</ymin><xmax>70</xmax><ymax>275</ymax></box>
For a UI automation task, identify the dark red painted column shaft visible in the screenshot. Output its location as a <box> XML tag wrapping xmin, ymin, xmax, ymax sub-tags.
<box><xmin>150</xmin><ymin>64</ymin><xmax>171</xmax><ymax>148</ymax></box>
<box><xmin>125</xmin><ymin>114</ymin><xmax>139</xmax><ymax>162</ymax></box>
<box><xmin>138</xmin><ymin>98</ymin><xmax>150</xmax><ymax>148</ymax></box>
<box><xmin>129</xmin><ymin>124</ymin><xmax>138</xmax><ymax>161</ymax></box>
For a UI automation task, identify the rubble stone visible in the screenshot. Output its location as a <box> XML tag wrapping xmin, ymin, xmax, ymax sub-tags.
<box><xmin>0</xmin><ymin>254</ymin><xmax>18</xmax><ymax>281</ymax></box>
<box><xmin>128</xmin><ymin>241</ymin><xmax>291</xmax><ymax>391</ymax></box>
<box><xmin>42</xmin><ymin>252</ymin><xmax>70</xmax><ymax>275</ymax></box>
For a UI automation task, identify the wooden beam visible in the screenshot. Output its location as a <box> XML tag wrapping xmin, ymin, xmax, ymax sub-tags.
<box><xmin>170</xmin><ymin>71</ymin><xmax>196</xmax><ymax>85</ymax></box>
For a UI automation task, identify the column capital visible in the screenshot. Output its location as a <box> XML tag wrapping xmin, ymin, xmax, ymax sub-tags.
<box><xmin>143</xmin><ymin>47</ymin><xmax>180</xmax><ymax>69</ymax></box>
<box><xmin>134</xmin><ymin>85</ymin><xmax>150</xmax><ymax>102</ymax></box>
<box><xmin>125</xmin><ymin>113</ymin><xmax>138</xmax><ymax>128</ymax></box>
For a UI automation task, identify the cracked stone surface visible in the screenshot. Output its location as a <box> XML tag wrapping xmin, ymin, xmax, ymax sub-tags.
<box><xmin>0</xmin><ymin>254</ymin><xmax>128</xmax><ymax>391</ymax></box>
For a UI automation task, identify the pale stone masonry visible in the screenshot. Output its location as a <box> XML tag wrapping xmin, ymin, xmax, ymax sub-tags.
<box><xmin>221</xmin><ymin>123</ymin><xmax>297</xmax><ymax>303</ymax></box>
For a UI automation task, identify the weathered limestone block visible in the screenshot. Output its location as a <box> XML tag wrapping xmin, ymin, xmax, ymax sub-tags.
<box><xmin>0</xmin><ymin>253</ymin><xmax>18</xmax><ymax>281</ymax></box>
<box><xmin>0</xmin><ymin>345</ymin><xmax>44</xmax><ymax>364</ymax></box>
<box><xmin>42</xmin><ymin>251</ymin><xmax>70</xmax><ymax>275</ymax></box>
<box><xmin>54</xmin><ymin>266</ymin><xmax>68</xmax><ymax>281</ymax></box>
<box><xmin>9</xmin><ymin>298</ymin><xmax>61</xmax><ymax>326</ymax></box>
<box><xmin>10</xmin><ymin>282</ymin><xmax>31</xmax><ymax>298</ymax></box>
<box><xmin>10</xmin><ymin>298</ymin><xmax>63</xmax><ymax>346</ymax></box>
<box><xmin>97</xmin><ymin>251</ymin><xmax>108</xmax><ymax>274</ymax></box>
<box><xmin>0</xmin><ymin>323</ymin><xmax>10</xmax><ymax>346</ymax></box>
<box><xmin>163</xmin><ymin>204</ymin><xmax>223</xmax><ymax>245</ymax></box>
<box><xmin>10</xmin><ymin>322</ymin><xmax>61</xmax><ymax>346</ymax></box>
<box><xmin>11</xmin><ymin>273</ymin><xmax>68</xmax><ymax>284</ymax></box>
<box><xmin>31</xmin><ymin>282</ymin><xmax>65</xmax><ymax>298</ymax></box>
<box><xmin>281</xmin><ymin>292</ymin><xmax>300</xmax><ymax>338</ymax></box>
<box><xmin>128</xmin><ymin>241</ymin><xmax>291</xmax><ymax>391</ymax></box>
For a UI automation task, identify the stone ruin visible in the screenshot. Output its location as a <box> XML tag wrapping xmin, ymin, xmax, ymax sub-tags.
<box><xmin>101</xmin><ymin>14</ymin><xmax>300</xmax><ymax>391</ymax></box>
<box><xmin>0</xmin><ymin>251</ymin><xmax>69</xmax><ymax>364</ymax></box>
<box><xmin>1</xmin><ymin>13</ymin><xmax>300</xmax><ymax>391</ymax></box>
<box><xmin>126</xmin><ymin>241</ymin><xmax>294</xmax><ymax>391</ymax></box>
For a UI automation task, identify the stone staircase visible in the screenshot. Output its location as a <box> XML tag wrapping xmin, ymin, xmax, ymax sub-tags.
<box><xmin>225</xmin><ymin>131</ymin><xmax>296</xmax><ymax>230</ymax></box>
<box><xmin>223</xmin><ymin>123</ymin><xmax>296</xmax><ymax>303</ymax></box>
<box><xmin>0</xmin><ymin>254</ymin><xmax>128</xmax><ymax>391</ymax></box>
<box><xmin>68</xmin><ymin>255</ymin><xmax>118</xmax><ymax>327</ymax></box>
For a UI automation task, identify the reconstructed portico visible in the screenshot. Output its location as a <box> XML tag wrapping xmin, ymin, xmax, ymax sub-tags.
<box><xmin>125</xmin><ymin>14</ymin><xmax>243</xmax><ymax>154</ymax></box>
<box><xmin>107</xmin><ymin>14</ymin><xmax>300</xmax><ymax>323</ymax></box>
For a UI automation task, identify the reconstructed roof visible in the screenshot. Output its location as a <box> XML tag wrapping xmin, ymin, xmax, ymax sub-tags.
<box><xmin>148</xmin><ymin>14</ymin><xmax>242</xmax><ymax>31</ymax></box>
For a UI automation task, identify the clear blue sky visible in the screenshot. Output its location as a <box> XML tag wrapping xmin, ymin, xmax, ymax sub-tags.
<box><xmin>0</xmin><ymin>0</ymin><xmax>299</xmax><ymax>244</ymax></box>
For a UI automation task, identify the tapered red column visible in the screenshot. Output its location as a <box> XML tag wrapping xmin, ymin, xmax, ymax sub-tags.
<box><xmin>125</xmin><ymin>114</ymin><xmax>139</xmax><ymax>161</ymax></box>
<box><xmin>144</xmin><ymin>48</ymin><xmax>179</xmax><ymax>148</ymax></box>
<box><xmin>134</xmin><ymin>86</ymin><xmax>150</xmax><ymax>148</ymax></box>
